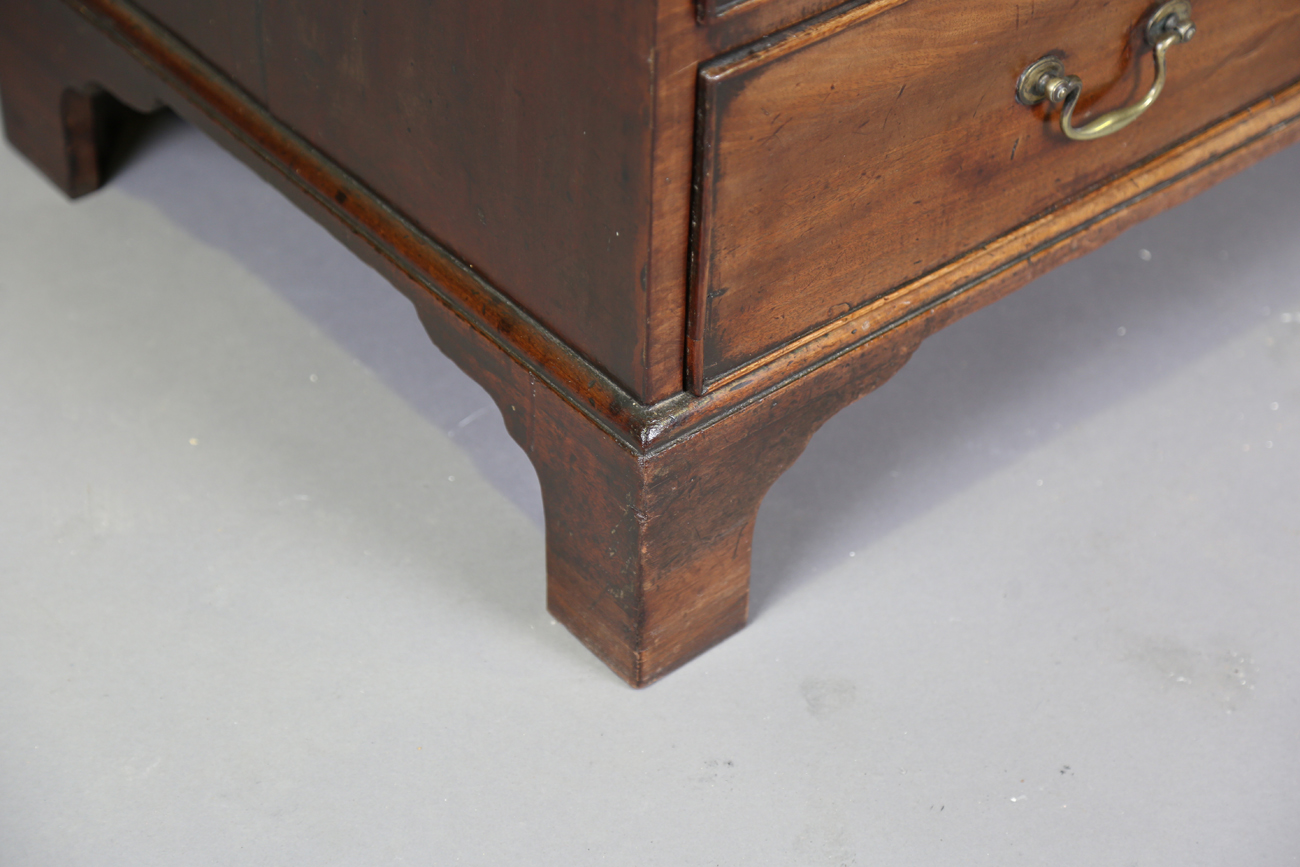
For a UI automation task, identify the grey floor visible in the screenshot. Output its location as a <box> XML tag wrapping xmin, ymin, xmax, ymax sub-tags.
<box><xmin>2</xmin><ymin>113</ymin><xmax>1298</xmax><ymax>865</ymax></box>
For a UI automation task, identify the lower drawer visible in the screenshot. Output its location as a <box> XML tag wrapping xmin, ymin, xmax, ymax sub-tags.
<box><xmin>690</xmin><ymin>0</ymin><xmax>1300</xmax><ymax>390</ymax></box>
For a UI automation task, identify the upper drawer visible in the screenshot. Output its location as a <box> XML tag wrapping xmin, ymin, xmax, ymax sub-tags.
<box><xmin>691</xmin><ymin>0</ymin><xmax>1300</xmax><ymax>390</ymax></box>
<box><xmin>698</xmin><ymin>0</ymin><xmax>839</xmax><ymax>25</ymax></box>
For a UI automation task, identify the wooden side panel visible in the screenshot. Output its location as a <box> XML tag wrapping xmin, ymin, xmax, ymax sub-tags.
<box><xmin>131</xmin><ymin>0</ymin><xmax>664</xmax><ymax>401</ymax></box>
<box><xmin>692</xmin><ymin>0</ymin><xmax>1300</xmax><ymax>388</ymax></box>
<box><xmin>131</xmin><ymin>0</ymin><xmax>266</xmax><ymax>102</ymax></box>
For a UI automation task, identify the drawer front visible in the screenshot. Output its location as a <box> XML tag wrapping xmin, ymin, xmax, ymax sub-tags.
<box><xmin>691</xmin><ymin>0</ymin><xmax>1300</xmax><ymax>389</ymax></box>
<box><xmin>698</xmin><ymin>0</ymin><xmax>841</xmax><ymax>25</ymax></box>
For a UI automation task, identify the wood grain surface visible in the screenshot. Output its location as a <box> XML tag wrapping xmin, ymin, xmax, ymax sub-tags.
<box><xmin>125</xmin><ymin>0</ymin><xmax>667</xmax><ymax>402</ymax></box>
<box><xmin>692</xmin><ymin>0</ymin><xmax>1300</xmax><ymax>389</ymax></box>
<box><xmin>5</xmin><ymin>0</ymin><xmax>1298</xmax><ymax>683</ymax></box>
<box><xmin>415</xmin><ymin>266</ymin><xmax>919</xmax><ymax>685</ymax></box>
<box><xmin>696</xmin><ymin>0</ymin><xmax>843</xmax><ymax>27</ymax></box>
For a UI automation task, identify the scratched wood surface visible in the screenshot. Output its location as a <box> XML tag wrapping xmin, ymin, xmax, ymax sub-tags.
<box><xmin>692</xmin><ymin>0</ymin><xmax>1300</xmax><ymax>389</ymax></box>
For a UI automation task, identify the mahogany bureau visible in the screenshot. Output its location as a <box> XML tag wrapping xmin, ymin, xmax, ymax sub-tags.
<box><xmin>2</xmin><ymin>0</ymin><xmax>1297</xmax><ymax>685</ymax></box>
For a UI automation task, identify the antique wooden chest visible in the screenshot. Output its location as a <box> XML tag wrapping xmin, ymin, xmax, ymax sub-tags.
<box><xmin>3</xmin><ymin>0</ymin><xmax>1297</xmax><ymax>684</ymax></box>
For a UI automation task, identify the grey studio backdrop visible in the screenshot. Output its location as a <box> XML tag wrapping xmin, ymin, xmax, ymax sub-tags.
<box><xmin>2</xmin><ymin>109</ymin><xmax>1298</xmax><ymax>865</ymax></box>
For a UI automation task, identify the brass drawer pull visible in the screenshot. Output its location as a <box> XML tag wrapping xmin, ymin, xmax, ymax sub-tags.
<box><xmin>1016</xmin><ymin>1</ymin><xmax>1197</xmax><ymax>141</ymax></box>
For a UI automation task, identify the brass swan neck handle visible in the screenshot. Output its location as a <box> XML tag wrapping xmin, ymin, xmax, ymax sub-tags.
<box><xmin>1016</xmin><ymin>1</ymin><xmax>1197</xmax><ymax>142</ymax></box>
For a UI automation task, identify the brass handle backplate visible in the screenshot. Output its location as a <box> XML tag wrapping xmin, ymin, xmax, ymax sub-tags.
<box><xmin>1016</xmin><ymin>1</ymin><xmax>1197</xmax><ymax>141</ymax></box>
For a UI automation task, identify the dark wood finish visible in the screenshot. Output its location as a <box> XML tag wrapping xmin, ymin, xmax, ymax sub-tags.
<box><xmin>0</xmin><ymin>70</ymin><xmax>109</xmax><ymax>198</ymax></box>
<box><xmin>125</xmin><ymin>0</ymin><xmax>670</xmax><ymax>403</ymax></box>
<box><xmin>0</xmin><ymin>0</ymin><xmax>160</xmax><ymax>196</ymax></box>
<box><xmin>131</xmin><ymin>0</ymin><xmax>265</xmax><ymax>101</ymax></box>
<box><xmin>417</xmin><ymin>293</ymin><xmax>919</xmax><ymax>685</ymax></box>
<box><xmin>4</xmin><ymin>0</ymin><xmax>1298</xmax><ymax>684</ymax></box>
<box><xmin>691</xmin><ymin>0</ymin><xmax>1300</xmax><ymax>389</ymax></box>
